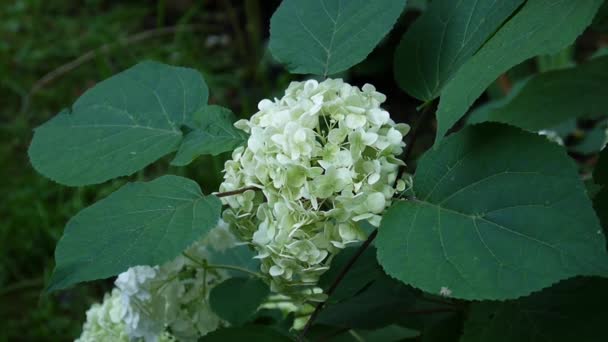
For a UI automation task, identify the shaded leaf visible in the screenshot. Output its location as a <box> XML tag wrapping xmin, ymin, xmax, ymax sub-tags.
<box><xmin>466</xmin><ymin>77</ymin><xmax>530</xmax><ymax>125</ymax></box>
<box><xmin>320</xmin><ymin>325</ymin><xmax>419</xmax><ymax>342</ymax></box>
<box><xmin>209</xmin><ymin>277</ymin><xmax>270</xmax><ymax>326</ymax></box>
<box><xmin>434</xmin><ymin>0</ymin><xmax>603</xmax><ymax>144</ymax></box>
<box><xmin>416</xmin><ymin>312</ymin><xmax>464</xmax><ymax>342</ymax></box>
<box><xmin>394</xmin><ymin>0</ymin><xmax>524</xmax><ymax>101</ymax></box>
<box><xmin>269</xmin><ymin>0</ymin><xmax>406</xmax><ymax>76</ymax></box>
<box><xmin>377</xmin><ymin>123</ymin><xmax>608</xmax><ymax>300</ymax></box>
<box><xmin>317</xmin><ymin>275</ymin><xmax>417</xmax><ymax>329</ymax></box>
<box><xmin>468</xmin><ymin>57</ymin><xmax>608</xmax><ymax>131</ymax></box>
<box><xmin>199</xmin><ymin>326</ymin><xmax>292</xmax><ymax>341</ymax></box>
<box><xmin>48</xmin><ymin>175</ymin><xmax>221</xmax><ymax>291</ymax></box>
<box><xmin>461</xmin><ymin>277</ymin><xmax>608</xmax><ymax>342</ymax></box>
<box><xmin>594</xmin><ymin>147</ymin><xmax>608</xmax><ymax>185</ymax></box>
<box><xmin>29</xmin><ymin>61</ymin><xmax>208</xmax><ymax>186</ymax></box>
<box><xmin>319</xmin><ymin>245</ymin><xmax>383</xmax><ymax>302</ymax></box>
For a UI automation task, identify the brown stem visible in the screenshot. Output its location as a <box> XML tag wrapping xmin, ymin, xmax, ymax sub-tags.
<box><xmin>395</xmin><ymin>103</ymin><xmax>435</xmax><ymax>186</ymax></box>
<box><xmin>402</xmin><ymin>102</ymin><xmax>434</xmax><ymax>165</ymax></box>
<box><xmin>497</xmin><ymin>74</ymin><xmax>512</xmax><ymax>95</ymax></box>
<box><xmin>213</xmin><ymin>186</ymin><xmax>259</xmax><ymax>198</ymax></box>
<box><xmin>297</xmin><ymin>229</ymin><xmax>379</xmax><ymax>341</ymax></box>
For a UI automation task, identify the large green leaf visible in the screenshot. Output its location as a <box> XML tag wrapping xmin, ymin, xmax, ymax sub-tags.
<box><xmin>434</xmin><ymin>0</ymin><xmax>603</xmax><ymax>144</ymax></box>
<box><xmin>394</xmin><ymin>0</ymin><xmax>524</xmax><ymax>101</ymax></box>
<box><xmin>468</xmin><ymin>56</ymin><xmax>608</xmax><ymax>131</ymax></box>
<box><xmin>461</xmin><ymin>277</ymin><xmax>608</xmax><ymax>342</ymax></box>
<box><xmin>269</xmin><ymin>0</ymin><xmax>406</xmax><ymax>76</ymax></box>
<box><xmin>209</xmin><ymin>277</ymin><xmax>270</xmax><ymax>326</ymax></box>
<box><xmin>48</xmin><ymin>175</ymin><xmax>221</xmax><ymax>291</ymax></box>
<box><xmin>171</xmin><ymin>105</ymin><xmax>247</xmax><ymax>166</ymax></box>
<box><xmin>29</xmin><ymin>61</ymin><xmax>208</xmax><ymax>186</ymax></box>
<box><xmin>377</xmin><ymin>123</ymin><xmax>608</xmax><ymax>300</ymax></box>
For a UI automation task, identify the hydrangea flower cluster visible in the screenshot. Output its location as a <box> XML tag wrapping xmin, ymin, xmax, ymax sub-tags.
<box><xmin>75</xmin><ymin>289</ymin><xmax>175</xmax><ymax>342</ymax></box>
<box><xmin>77</xmin><ymin>222</ymin><xmax>237</xmax><ymax>342</ymax></box>
<box><xmin>220</xmin><ymin>79</ymin><xmax>409</xmax><ymax>297</ymax></box>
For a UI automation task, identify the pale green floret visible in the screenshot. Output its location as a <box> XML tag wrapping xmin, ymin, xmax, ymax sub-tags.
<box><xmin>75</xmin><ymin>289</ymin><xmax>175</xmax><ymax>342</ymax></box>
<box><xmin>78</xmin><ymin>222</ymin><xmax>236</xmax><ymax>342</ymax></box>
<box><xmin>219</xmin><ymin>79</ymin><xmax>409</xmax><ymax>299</ymax></box>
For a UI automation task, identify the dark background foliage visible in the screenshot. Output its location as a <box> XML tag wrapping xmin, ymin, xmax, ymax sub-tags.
<box><xmin>1</xmin><ymin>0</ymin><xmax>606</xmax><ymax>341</ymax></box>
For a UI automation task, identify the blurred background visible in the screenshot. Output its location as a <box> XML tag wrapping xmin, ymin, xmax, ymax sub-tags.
<box><xmin>1</xmin><ymin>0</ymin><xmax>607</xmax><ymax>340</ymax></box>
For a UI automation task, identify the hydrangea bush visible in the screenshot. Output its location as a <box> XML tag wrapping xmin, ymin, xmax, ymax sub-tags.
<box><xmin>27</xmin><ymin>0</ymin><xmax>608</xmax><ymax>341</ymax></box>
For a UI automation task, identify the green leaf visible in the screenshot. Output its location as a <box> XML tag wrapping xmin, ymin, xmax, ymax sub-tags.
<box><xmin>377</xmin><ymin>123</ymin><xmax>608</xmax><ymax>300</ymax></box>
<box><xmin>209</xmin><ymin>277</ymin><xmax>270</xmax><ymax>326</ymax></box>
<box><xmin>317</xmin><ymin>276</ymin><xmax>417</xmax><ymax>329</ymax></box>
<box><xmin>358</xmin><ymin>325</ymin><xmax>419</xmax><ymax>342</ymax></box>
<box><xmin>171</xmin><ymin>105</ymin><xmax>247</xmax><ymax>166</ymax></box>
<box><xmin>434</xmin><ymin>0</ymin><xmax>603</xmax><ymax>144</ymax></box>
<box><xmin>594</xmin><ymin>147</ymin><xmax>608</xmax><ymax>185</ymax></box>
<box><xmin>468</xmin><ymin>57</ymin><xmax>608</xmax><ymax>131</ymax></box>
<box><xmin>269</xmin><ymin>0</ymin><xmax>407</xmax><ymax>76</ymax></box>
<box><xmin>417</xmin><ymin>313</ymin><xmax>464</xmax><ymax>342</ymax></box>
<box><xmin>461</xmin><ymin>277</ymin><xmax>608</xmax><ymax>342</ymax></box>
<box><xmin>394</xmin><ymin>0</ymin><xmax>524</xmax><ymax>101</ymax></box>
<box><xmin>319</xmin><ymin>245</ymin><xmax>383</xmax><ymax>302</ymax></box>
<box><xmin>29</xmin><ymin>61</ymin><xmax>208</xmax><ymax>186</ymax></box>
<box><xmin>206</xmin><ymin>245</ymin><xmax>260</xmax><ymax>277</ymax></box>
<box><xmin>48</xmin><ymin>175</ymin><xmax>221</xmax><ymax>291</ymax></box>
<box><xmin>466</xmin><ymin>78</ymin><xmax>531</xmax><ymax>125</ymax></box>
<box><xmin>199</xmin><ymin>326</ymin><xmax>292</xmax><ymax>341</ymax></box>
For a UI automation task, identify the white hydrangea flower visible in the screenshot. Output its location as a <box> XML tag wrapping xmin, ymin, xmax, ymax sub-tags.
<box><xmin>220</xmin><ymin>79</ymin><xmax>409</xmax><ymax>298</ymax></box>
<box><xmin>113</xmin><ymin>221</ymin><xmax>236</xmax><ymax>342</ymax></box>
<box><xmin>75</xmin><ymin>289</ymin><xmax>175</xmax><ymax>342</ymax></box>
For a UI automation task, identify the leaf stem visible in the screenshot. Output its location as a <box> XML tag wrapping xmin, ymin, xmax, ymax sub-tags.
<box><xmin>402</xmin><ymin>102</ymin><xmax>435</xmax><ymax>165</ymax></box>
<box><xmin>182</xmin><ymin>251</ymin><xmax>207</xmax><ymax>266</ymax></box>
<box><xmin>213</xmin><ymin>186</ymin><xmax>259</xmax><ymax>198</ymax></box>
<box><xmin>181</xmin><ymin>252</ymin><xmax>263</xmax><ymax>278</ymax></box>
<box><xmin>205</xmin><ymin>264</ymin><xmax>263</xmax><ymax>279</ymax></box>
